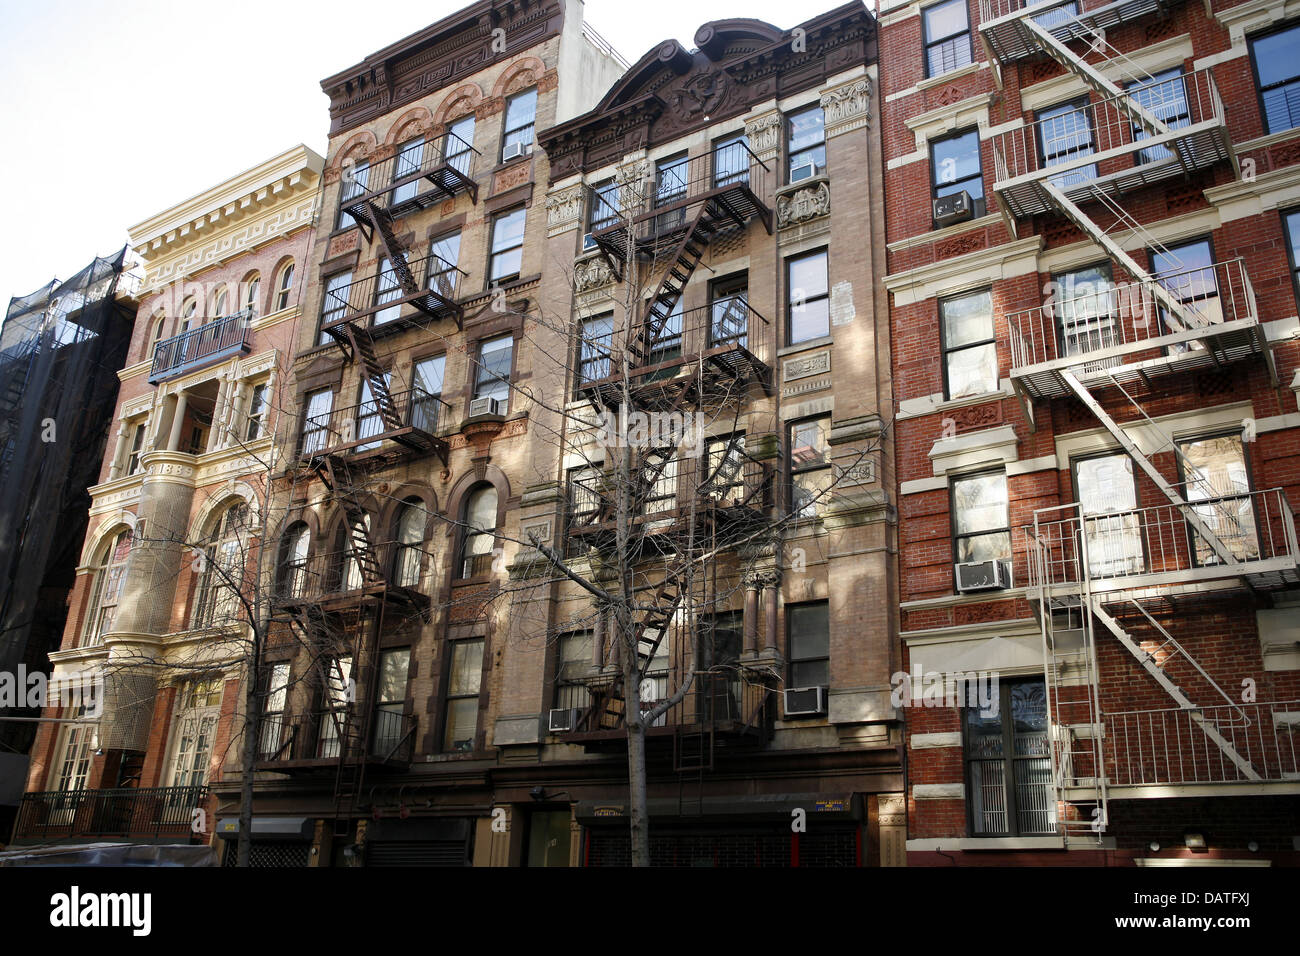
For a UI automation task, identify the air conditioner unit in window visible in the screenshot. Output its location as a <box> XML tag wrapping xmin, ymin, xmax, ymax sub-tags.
<box><xmin>582</xmin><ymin>232</ymin><xmax>597</xmax><ymax>252</ymax></box>
<box><xmin>933</xmin><ymin>190</ymin><xmax>973</xmax><ymax>227</ymax></box>
<box><xmin>548</xmin><ymin>708</ymin><xmax>579</xmax><ymax>733</ymax></box>
<box><xmin>468</xmin><ymin>396</ymin><xmax>503</xmax><ymax>418</ymax></box>
<box><xmin>955</xmin><ymin>559</ymin><xmax>1012</xmax><ymax>593</ymax></box>
<box><xmin>502</xmin><ymin>142</ymin><xmax>529</xmax><ymax>162</ymax></box>
<box><xmin>789</xmin><ymin>161</ymin><xmax>816</xmax><ymax>183</ymax></box>
<box><xmin>783</xmin><ymin>686</ymin><xmax>827</xmax><ymax>718</ymax></box>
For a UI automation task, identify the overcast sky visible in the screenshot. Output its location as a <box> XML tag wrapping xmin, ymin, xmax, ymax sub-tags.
<box><xmin>0</xmin><ymin>0</ymin><xmax>817</xmax><ymax>305</ymax></box>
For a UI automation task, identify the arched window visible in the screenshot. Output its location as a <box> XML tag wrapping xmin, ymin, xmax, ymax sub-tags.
<box><xmin>274</xmin><ymin>261</ymin><xmax>295</xmax><ymax>312</ymax></box>
<box><xmin>211</xmin><ymin>285</ymin><xmax>229</xmax><ymax>319</ymax></box>
<box><xmin>336</xmin><ymin>513</ymin><xmax>373</xmax><ymax>591</ymax></box>
<box><xmin>280</xmin><ymin>523</ymin><xmax>310</xmax><ymax>598</ymax></box>
<box><xmin>394</xmin><ymin>499</ymin><xmax>425</xmax><ymax>587</ymax></box>
<box><xmin>242</xmin><ymin>272</ymin><xmax>261</xmax><ymax>317</ymax></box>
<box><xmin>460</xmin><ymin>484</ymin><xmax>498</xmax><ymax>578</ymax></box>
<box><xmin>149</xmin><ymin>311</ymin><xmax>167</xmax><ymax>352</ymax></box>
<box><xmin>193</xmin><ymin>502</ymin><xmax>250</xmax><ymax>627</ymax></box>
<box><xmin>180</xmin><ymin>298</ymin><xmax>198</xmax><ymax>334</ymax></box>
<box><xmin>84</xmin><ymin>527</ymin><xmax>133</xmax><ymax>646</ymax></box>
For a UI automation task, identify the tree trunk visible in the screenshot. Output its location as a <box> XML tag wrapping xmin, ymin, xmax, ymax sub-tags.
<box><xmin>237</xmin><ymin>632</ymin><xmax>260</xmax><ymax>867</ymax></box>
<box><xmin>626</xmin><ymin>716</ymin><xmax>650</xmax><ymax>866</ymax></box>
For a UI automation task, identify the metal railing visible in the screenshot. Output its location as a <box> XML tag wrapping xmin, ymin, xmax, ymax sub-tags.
<box><xmin>1104</xmin><ymin>700</ymin><xmax>1300</xmax><ymax>786</ymax></box>
<box><xmin>579</xmin><ymin>673</ymin><xmax>774</xmax><ymax>734</ymax></box>
<box><xmin>1008</xmin><ymin>257</ymin><xmax>1257</xmax><ymax>370</ymax></box>
<box><xmin>1023</xmin><ymin>488</ymin><xmax>1300</xmax><ymax>593</ymax></box>
<box><xmin>264</xmin><ymin>709</ymin><xmax>416</xmax><ymax>763</ymax></box>
<box><xmin>298</xmin><ymin>387</ymin><xmax>449</xmax><ymax>459</ymax></box>
<box><xmin>321</xmin><ymin>254</ymin><xmax>464</xmax><ymax>330</ymax></box>
<box><xmin>618</xmin><ymin>141</ymin><xmax>769</xmax><ymax>224</ymax></box>
<box><xmin>149</xmin><ymin>310</ymin><xmax>252</xmax><ymax>383</ymax></box>
<box><xmin>277</xmin><ymin>538</ymin><xmax>427</xmax><ymax>601</ymax></box>
<box><xmin>979</xmin><ymin>0</ymin><xmax>1090</xmax><ymax>26</ymax></box>
<box><xmin>989</xmin><ymin>66</ymin><xmax>1225</xmax><ymax>186</ymax></box>
<box><xmin>338</xmin><ymin>131</ymin><xmax>477</xmax><ymax>215</ymax></box>
<box><xmin>13</xmin><ymin>786</ymin><xmax>208</xmax><ymax>842</ymax></box>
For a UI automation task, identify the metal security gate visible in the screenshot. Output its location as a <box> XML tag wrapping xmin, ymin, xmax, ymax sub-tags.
<box><xmin>365</xmin><ymin>841</ymin><xmax>471</xmax><ymax>866</ymax></box>
<box><xmin>221</xmin><ymin>841</ymin><xmax>310</xmax><ymax>867</ymax></box>
<box><xmin>585</xmin><ymin>825</ymin><xmax>860</xmax><ymax>867</ymax></box>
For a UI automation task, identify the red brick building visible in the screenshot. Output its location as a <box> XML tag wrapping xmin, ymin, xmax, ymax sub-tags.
<box><xmin>880</xmin><ymin>0</ymin><xmax>1300</xmax><ymax>863</ymax></box>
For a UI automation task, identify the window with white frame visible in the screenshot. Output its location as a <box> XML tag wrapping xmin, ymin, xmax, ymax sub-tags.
<box><xmin>502</xmin><ymin>89</ymin><xmax>537</xmax><ymax>160</ymax></box>
<box><xmin>167</xmin><ymin>678</ymin><xmax>223</xmax><ymax>790</ymax></box>
<box><xmin>84</xmin><ymin>527</ymin><xmax>133</xmax><ymax>646</ymax></box>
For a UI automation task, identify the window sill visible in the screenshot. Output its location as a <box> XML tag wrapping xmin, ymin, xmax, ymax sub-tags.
<box><xmin>778</xmin><ymin>335</ymin><xmax>833</xmax><ymax>358</ymax></box>
<box><xmin>914</xmin><ymin>60</ymin><xmax>986</xmax><ymax>93</ymax></box>
<box><xmin>905</xmin><ymin>836</ymin><xmax>1066</xmax><ymax>852</ymax></box>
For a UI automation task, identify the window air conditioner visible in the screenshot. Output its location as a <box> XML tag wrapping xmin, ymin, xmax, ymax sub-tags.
<box><xmin>955</xmin><ymin>559</ymin><xmax>1012</xmax><ymax>593</ymax></box>
<box><xmin>503</xmin><ymin>142</ymin><xmax>528</xmax><ymax>162</ymax></box>
<box><xmin>783</xmin><ymin>686</ymin><xmax>827</xmax><ymax>718</ymax></box>
<box><xmin>548</xmin><ymin>708</ymin><xmax>579</xmax><ymax>733</ymax></box>
<box><xmin>933</xmin><ymin>190</ymin><xmax>973</xmax><ymax>227</ymax></box>
<box><xmin>789</xmin><ymin>161</ymin><xmax>817</xmax><ymax>183</ymax></box>
<box><xmin>468</xmin><ymin>396</ymin><xmax>503</xmax><ymax>418</ymax></box>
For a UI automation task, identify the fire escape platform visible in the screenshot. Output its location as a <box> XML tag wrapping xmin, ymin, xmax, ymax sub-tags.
<box><xmin>341</xmin><ymin>164</ymin><xmax>477</xmax><ymax>227</ymax></box>
<box><xmin>979</xmin><ymin>0</ymin><xmax>1183</xmax><ymax>65</ymax></box>
<box><xmin>592</xmin><ymin>180</ymin><xmax>771</xmax><ymax>265</ymax></box>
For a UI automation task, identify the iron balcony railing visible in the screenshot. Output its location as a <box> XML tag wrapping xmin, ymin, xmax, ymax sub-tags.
<box><xmin>313</xmin><ymin>708</ymin><xmax>417</xmax><ymax>763</ymax></box>
<box><xmin>990</xmin><ymin>66</ymin><xmax>1228</xmax><ymax>215</ymax></box>
<box><xmin>1102</xmin><ymin>700</ymin><xmax>1300</xmax><ymax>787</ymax></box>
<box><xmin>573</xmin><ymin>673</ymin><xmax>775</xmax><ymax>736</ymax></box>
<box><xmin>1008</xmin><ymin>257</ymin><xmax>1258</xmax><ymax>372</ymax></box>
<box><xmin>278</xmin><ymin>538</ymin><xmax>427</xmax><ymax>603</ymax></box>
<box><xmin>321</xmin><ymin>254</ymin><xmax>465</xmax><ymax>332</ymax></box>
<box><xmin>149</xmin><ymin>310</ymin><xmax>252</xmax><ymax>384</ymax></box>
<box><xmin>13</xmin><ymin>786</ymin><xmax>209</xmax><ymax>843</ymax></box>
<box><xmin>298</xmin><ymin>387</ymin><xmax>449</xmax><ymax>460</ymax></box>
<box><xmin>338</xmin><ymin>130</ymin><xmax>479</xmax><ymax>218</ymax></box>
<box><xmin>1023</xmin><ymin>487</ymin><xmax>1300</xmax><ymax>595</ymax></box>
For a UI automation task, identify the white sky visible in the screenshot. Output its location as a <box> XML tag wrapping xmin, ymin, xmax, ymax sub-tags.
<box><xmin>0</xmin><ymin>0</ymin><xmax>813</xmax><ymax>305</ymax></box>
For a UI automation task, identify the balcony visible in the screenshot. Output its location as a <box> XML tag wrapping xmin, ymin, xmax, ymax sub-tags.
<box><xmin>254</xmin><ymin>709</ymin><xmax>417</xmax><ymax>773</ymax></box>
<box><xmin>591</xmin><ymin>142</ymin><xmax>772</xmax><ymax>264</ymax></box>
<box><xmin>563</xmin><ymin>673</ymin><xmax>775</xmax><ymax>748</ymax></box>
<box><xmin>148</xmin><ymin>310</ymin><xmax>252</xmax><ymax>384</ymax></box>
<box><xmin>578</xmin><ymin>297</ymin><xmax>773</xmax><ymax>407</ymax></box>
<box><xmin>320</xmin><ymin>253</ymin><xmax>465</xmax><ymax>335</ymax></box>
<box><xmin>1008</xmin><ymin>258</ymin><xmax>1267</xmax><ymax>398</ymax></box>
<box><xmin>339</xmin><ymin>130</ymin><xmax>479</xmax><ymax>227</ymax></box>
<box><xmin>979</xmin><ymin>0</ymin><xmax>1188</xmax><ymax>66</ymax></box>
<box><xmin>990</xmin><ymin>66</ymin><xmax>1230</xmax><ymax>220</ymax></box>
<box><xmin>1024</xmin><ymin>487</ymin><xmax>1300</xmax><ymax>599</ymax></box>
<box><xmin>12</xmin><ymin>786</ymin><xmax>209</xmax><ymax>844</ymax></box>
<box><xmin>298</xmin><ymin>387</ymin><xmax>450</xmax><ymax>463</ymax></box>
<box><xmin>274</xmin><ymin>539</ymin><xmax>430</xmax><ymax>614</ymax></box>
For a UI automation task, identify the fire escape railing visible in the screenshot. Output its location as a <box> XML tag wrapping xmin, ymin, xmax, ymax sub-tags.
<box><xmin>298</xmin><ymin>387</ymin><xmax>449</xmax><ymax>460</ymax></box>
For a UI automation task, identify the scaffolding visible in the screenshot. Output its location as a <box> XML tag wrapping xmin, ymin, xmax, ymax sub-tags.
<box><xmin>0</xmin><ymin>249</ymin><xmax>133</xmax><ymax>757</ymax></box>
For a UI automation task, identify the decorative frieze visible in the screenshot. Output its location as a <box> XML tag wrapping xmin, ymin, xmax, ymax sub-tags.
<box><xmin>820</xmin><ymin>77</ymin><xmax>872</xmax><ymax>139</ymax></box>
<box><xmin>546</xmin><ymin>184</ymin><xmax>586</xmax><ymax>236</ymax></box>
<box><xmin>776</xmin><ymin>177</ymin><xmax>830</xmax><ymax>229</ymax></box>
<box><xmin>573</xmin><ymin>254</ymin><xmax>616</xmax><ymax>293</ymax></box>
<box><xmin>743</xmin><ymin>112</ymin><xmax>782</xmax><ymax>163</ymax></box>
<box><xmin>782</xmin><ymin>350</ymin><xmax>831</xmax><ymax>382</ymax></box>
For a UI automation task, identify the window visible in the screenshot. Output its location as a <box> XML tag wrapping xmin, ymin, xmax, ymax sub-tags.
<box><xmin>641</xmin><ymin>452</ymin><xmax>678</xmax><ymax>518</ymax></box>
<box><xmin>193</xmin><ymin>501</ymin><xmax>250</xmax><ymax>628</ymax></box>
<box><xmin>300</xmin><ymin>388</ymin><xmax>334</xmax><ymax>457</ymax></box>
<box><xmin>1285</xmin><ymin>208</ymin><xmax>1300</xmax><ymax>305</ymax></box>
<box><xmin>704</xmin><ymin>434</ymin><xmax>747</xmax><ymax>507</ymax></box>
<box><xmin>654</xmin><ymin>153</ymin><xmax>690</xmax><ymax>232</ymax></box>
<box><xmin>648</xmin><ymin>299</ymin><xmax>683</xmax><ymax>372</ymax></box>
<box><xmin>923</xmin><ymin>0</ymin><xmax>972</xmax><ymax>78</ymax></box>
<box><xmin>274</xmin><ymin>262</ymin><xmax>295</xmax><ymax>312</ymax></box>
<box><xmin>787</xmin><ymin>601</ymin><xmax>829</xmax><ymax>690</ymax></box>
<box><xmin>316</xmin><ymin>655</ymin><xmax>353</xmax><ymax>758</ymax></box>
<box><xmin>243</xmin><ymin>274</ymin><xmax>261</xmax><ymax>316</ymax></box>
<box><xmin>699</xmin><ymin>611</ymin><xmax>743</xmax><ymax>721</ymax></box>
<box><xmin>211</xmin><ymin>285</ymin><xmax>229</xmax><ymax>320</ymax></box>
<box><xmin>941</xmin><ymin>288</ymin><xmax>997</xmax><ymax>399</ymax></box>
<box><xmin>1251</xmin><ymin>23</ymin><xmax>1300</xmax><ymax>134</ymax></box>
<box><xmin>474</xmin><ymin>334</ymin><xmax>513</xmax><ymax>408</ymax></box>
<box><xmin>443</xmin><ymin>638</ymin><xmax>484</xmax><ymax>752</ymax></box>
<box><xmin>1177</xmin><ymin>433</ymin><xmax>1259</xmax><ymax>566</ymax></box>
<box><xmin>1074</xmin><ymin>452</ymin><xmax>1144</xmax><ymax>577</ymax></box>
<box><xmin>1052</xmin><ymin>263</ymin><xmax>1117</xmax><ymax>359</ymax></box>
<box><xmin>281</xmin><ymin>523</ymin><xmax>310</xmax><ymax>598</ymax></box>
<box><xmin>125</xmin><ymin>421</ymin><xmax>147</xmax><ymax>476</ymax></box>
<box><xmin>578</xmin><ymin>313</ymin><xmax>613</xmax><ymax>386</ymax></box>
<box><xmin>319</xmin><ymin>271</ymin><xmax>352</xmax><ymax>345</ymax></box>
<box><xmin>789</xmin><ymin>416</ymin><xmax>831</xmax><ymax>518</ymax></box>
<box><xmin>245</xmin><ymin>382</ymin><xmax>269</xmax><ymax>442</ymax></box>
<box><xmin>787</xmin><ymin>105</ymin><xmax>826</xmax><ymax>181</ymax></box>
<box><xmin>502</xmin><ymin>88</ymin><xmax>537</xmax><ymax>160</ymax></box>
<box><xmin>391</xmin><ymin>137</ymin><xmax>424</xmax><ymax>206</ymax></box>
<box><xmin>394</xmin><ymin>499</ymin><xmax>425</xmax><ymax>588</ymax></box>
<box><xmin>167</xmin><ymin>678</ymin><xmax>223</xmax><ymax>790</ymax></box>
<box><xmin>373</xmin><ymin>649</ymin><xmax>411</xmax><ymax>755</ymax></box>
<box><xmin>338</xmin><ymin>160</ymin><xmax>370</xmax><ymax>226</ymax></box>
<box><xmin>489</xmin><ymin>208</ymin><xmax>526</xmax><ymax>284</ymax></box>
<box><xmin>149</xmin><ymin>312</ymin><xmax>167</xmax><ymax>354</ymax></box>
<box><xmin>372</xmin><ymin>258</ymin><xmax>403</xmax><ymax>326</ymax></box>
<box><xmin>554</xmin><ymin>631</ymin><xmax>592</xmax><ymax>711</ymax></box>
<box><xmin>567</xmin><ymin>465</ymin><xmax>602</xmax><ymax>552</ymax></box>
<box><xmin>1128</xmin><ymin>69</ymin><xmax>1190</xmax><ymax>165</ymax></box>
<box><xmin>931</xmin><ymin>128</ymin><xmax>985</xmax><ymax>220</ymax></box>
<box><xmin>965</xmin><ymin>678</ymin><xmax>1055</xmax><ymax>836</ymax></box>
<box><xmin>53</xmin><ymin>717</ymin><xmax>94</xmax><ymax>793</ymax></box>
<box><xmin>787</xmin><ymin>250</ymin><xmax>829</xmax><ymax>344</ymax></box>
<box><xmin>1038</xmin><ymin>97</ymin><xmax>1097</xmax><ymax>189</ymax></box>
<box><xmin>412</xmin><ymin>354</ymin><xmax>446</xmax><ymax>432</ymax></box>
<box><xmin>713</xmin><ymin>134</ymin><xmax>749</xmax><ymax>188</ymax></box>
<box><xmin>1150</xmin><ymin>238</ymin><xmax>1221</xmax><ymax>344</ymax></box>
<box><xmin>429</xmin><ymin>231</ymin><xmax>461</xmax><ymax>299</ymax></box>
<box><xmin>446</xmin><ymin>115</ymin><xmax>476</xmax><ymax>175</ymax></box>
<box><xmin>84</xmin><ymin>527</ymin><xmax>132</xmax><ymax>646</ymax></box>
<box><xmin>339</xmin><ymin>513</ymin><xmax>373</xmax><ymax>591</ymax></box>
<box><xmin>588</xmin><ymin>178</ymin><xmax>620</xmax><ymax>234</ymax></box>
<box><xmin>951</xmin><ymin>471</ymin><xmax>1010</xmax><ymax>565</ymax></box>
<box><xmin>710</xmin><ymin>273</ymin><xmax>749</xmax><ymax>348</ymax></box>
<box><xmin>259</xmin><ymin>661</ymin><xmax>290</xmax><ymax>761</ymax></box>
<box><xmin>638</xmin><ymin>629</ymin><xmax>670</xmax><ymax>727</ymax></box>
<box><xmin>460</xmin><ymin>484</ymin><xmax>498</xmax><ymax>578</ymax></box>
